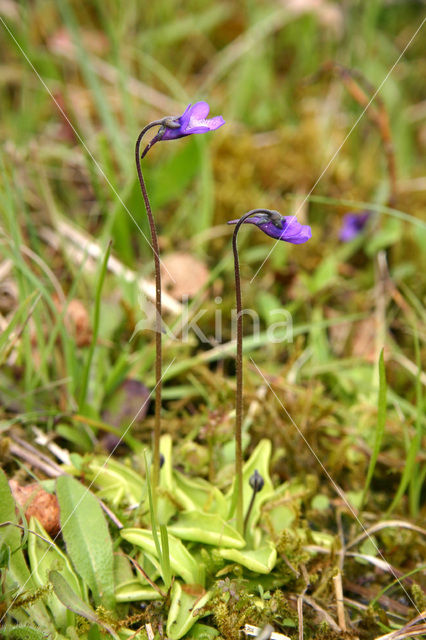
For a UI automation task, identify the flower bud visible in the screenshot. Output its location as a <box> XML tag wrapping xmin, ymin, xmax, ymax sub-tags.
<box><xmin>249</xmin><ymin>469</ymin><xmax>264</xmax><ymax>493</ymax></box>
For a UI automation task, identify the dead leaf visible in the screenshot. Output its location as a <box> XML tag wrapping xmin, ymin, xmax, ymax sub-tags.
<box><xmin>325</xmin><ymin>307</ymin><xmax>351</xmax><ymax>355</ymax></box>
<box><xmin>9</xmin><ymin>479</ymin><xmax>60</xmax><ymax>536</ymax></box>
<box><xmin>0</xmin><ymin>280</ymin><xmax>18</xmax><ymax>314</ymax></box>
<box><xmin>284</xmin><ymin>0</ymin><xmax>343</xmax><ymax>33</ymax></box>
<box><xmin>181</xmin><ymin>583</ymin><xmax>206</xmax><ymax>597</ymax></box>
<box><xmin>351</xmin><ymin>318</ymin><xmax>376</xmax><ymax>361</ymax></box>
<box><xmin>54</xmin><ymin>298</ymin><xmax>92</xmax><ymax>347</ymax></box>
<box><xmin>102</xmin><ymin>379</ymin><xmax>150</xmax><ymax>430</ymax></box>
<box><xmin>161</xmin><ymin>252</ymin><xmax>209</xmax><ymax>299</ymax></box>
<box><xmin>48</xmin><ymin>27</ymin><xmax>109</xmax><ymax>57</ymax></box>
<box><xmin>52</xmin><ymin>92</ymin><xmax>78</xmax><ymax>143</ymax></box>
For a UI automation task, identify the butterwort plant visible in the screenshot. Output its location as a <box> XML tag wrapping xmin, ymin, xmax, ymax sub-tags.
<box><xmin>135</xmin><ymin>102</ymin><xmax>224</xmax><ymax>497</ymax></box>
<box><xmin>228</xmin><ymin>209</ymin><xmax>311</xmax><ymax>534</ymax></box>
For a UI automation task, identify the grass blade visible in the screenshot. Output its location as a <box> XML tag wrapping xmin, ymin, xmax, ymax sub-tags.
<box><xmin>409</xmin><ymin>330</ymin><xmax>424</xmax><ymax>516</ymax></box>
<box><xmin>160</xmin><ymin>524</ymin><xmax>172</xmax><ymax>590</ymax></box>
<box><xmin>78</xmin><ymin>241</ymin><xmax>111</xmax><ymax>411</ymax></box>
<box><xmin>143</xmin><ymin>451</ymin><xmax>173</xmax><ymax>589</ymax></box>
<box><xmin>144</xmin><ymin>450</ymin><xmax>163</xmax><ymax>566</ymax></box>
<box><xmin>388</xmin><ymin>330</ymin><xmax>424</xmax><ymax>516</ymax></box>
<box><xmin>360</xmin><ymin>349</ymin><xmax>387</xmax><ymax>511</ymax></box>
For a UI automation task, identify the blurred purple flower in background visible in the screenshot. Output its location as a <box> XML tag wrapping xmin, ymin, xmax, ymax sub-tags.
<box><xmin>162</xmin><ymin>102</ymin><xmax>225</xmax><ymax>140</ymax></box>
<box><xmin>339</xmin><ymin>210</ymin><xmax>371</xmax><ymax>242</ymax></box>
<box><xmin>227</xmin><ymin>211</ymin><xmax>311</xmax><ymax>244</ymax></box>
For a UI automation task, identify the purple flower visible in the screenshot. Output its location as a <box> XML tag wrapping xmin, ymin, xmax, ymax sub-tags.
<box><xmin>227</xmin><ymin>212</ymin><xmax>312</xmax><ymax>244</ymax></box>
<box><xmin>161</xmin><ymin>102</ymin><xmax>225</xmax><ymax>140</ymax></box>
<box><xmin>339</xmin><ymin>210</ymin><xmax>371</xmax><ymax>242</ymax></box>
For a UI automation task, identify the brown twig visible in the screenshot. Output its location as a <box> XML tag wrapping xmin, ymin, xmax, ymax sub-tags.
<box><xmin>332</xmin><ymin>570</ymin><xmax>347</xmax><ymax>631</ymax></box>
<box><xmin>374</xmin><ymin>611</ymin><xmax>426</xmax><ymax>640</ymax></box>
<box><xmin>117</xmin><ymin>553</ymin><xmax>166</xmax><ymax>598</ymax></box>
<box><xmin>320</xmin><ymin>61</ymin><xmax>398</xmax><ymax>206</ymax></box>
<box><xmin>8</xmin><ymin>435</ymin><xmax>124</xmax><ymax>528</ymax></box>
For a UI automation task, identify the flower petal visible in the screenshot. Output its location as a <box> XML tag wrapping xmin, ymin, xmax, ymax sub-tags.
<box><xmin>186</xmin><ymin>117</ymin><xmax>225</xmax><ymax>135</ymax></box>
<box><xmin>205</xmin><ymin>115</ymin><xmax>225</xmax><ymax>130</ymax></box>
<box><xmin>158</xmin><ymin>102</ymin><xmax>224</xmax><ymax>141</ymax></box>
<box><xmin>178</xmin><ymin>103</ymin><xmax>193</xmax><ymax>130</ymax></box>
<box><xmin>227</xmin><ymin>214</ymin><xmax>311</xmax><ymax>244</ymax></box>
<box><xmin>279</xmin><ymin>217</ymin><xmax>309</xmax><ymax>241</ymax></box>
<box><xmin>188</xmin><ymin>101</ymin><xmax>210</xmax><ymax>122</ymax></box>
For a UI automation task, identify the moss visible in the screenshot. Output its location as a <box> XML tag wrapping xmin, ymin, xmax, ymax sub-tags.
<box><xmin>355</xmin><ymin>606</ymin><xmax>387</xmax><ymax>640</ymax></box>
<box><xmin>412</xmin><ymin>583</ymin><xmax>426</xmax><ymax>611</ymax></box>
<box><xmin>10</xmin><ymin>585</ymin><xmax>51</xmax><ymax>610</ymax></box>
<box><xmin>276</xmin><ymin>530</ymin><xmax>310</xmax><ymax>569</ymax></box>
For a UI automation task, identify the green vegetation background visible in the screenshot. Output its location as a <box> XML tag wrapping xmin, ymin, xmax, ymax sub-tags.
<box><xmin>0</xmin><ymin>0</ymin><xmax>425</xmax><ymax>635</ymax></box>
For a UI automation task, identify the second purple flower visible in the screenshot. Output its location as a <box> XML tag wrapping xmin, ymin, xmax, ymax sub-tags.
<box><xmin>227</xmin><ymin>211</ymin><xmax>311</xmax><ymax>244</ymax></box>
<box><xmin>339</xmin><ymin>210</ymin><xmax>371</xmax><ymax>242</ymax></box>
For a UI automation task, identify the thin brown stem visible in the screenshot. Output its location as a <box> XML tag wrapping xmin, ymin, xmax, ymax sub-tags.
<box><xmin>320</xmin><ymin>62</ymin><xmax>398</xmax><ymax>207</ymax></box>
<box><xmin>135</xmin><ymin>119</ymin><xmax>167</xmax><ymax>497</ymax></box>
<box><xmin>243</xmin><ymin>486</ymin><xmax>257</xmax><ymax>535</ymax></box>
<box><xmin>232</xmin><ymin>208</ymin><xmax>274</xmax><ymax>536</ymax></box>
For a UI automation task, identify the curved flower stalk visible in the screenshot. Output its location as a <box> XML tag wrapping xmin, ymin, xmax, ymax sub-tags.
<box><xmin>228</xmin><ymin>209</ymin><xmax>311</xmax><ymax>535</ymax></box>
<box><xmin>135</xmin><ymin>102</ymin><xmax>224</xmax><ymax>495</ymax></box>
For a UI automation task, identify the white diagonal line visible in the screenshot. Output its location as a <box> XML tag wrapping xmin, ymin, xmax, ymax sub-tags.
<box><xmin>0</xmin><ymin>357</ymin><xmax>176</xmax><ymax>624</ymax></box>
<box><xmin>249</xmin><ymin>356</ymin><xmax>420</xmax><ymax>614</ymax></box>
<box><xmin>0</xmin><ymin>16</ymin><xmax>176</xmax><ymax>283</ymax></box>
<box><xmin>250</xmin><ymin>17</ymin><xmax>426</xmax><ymax>283</ymax></box>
